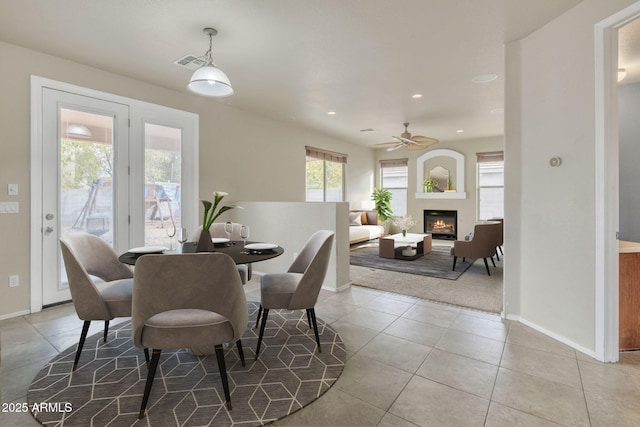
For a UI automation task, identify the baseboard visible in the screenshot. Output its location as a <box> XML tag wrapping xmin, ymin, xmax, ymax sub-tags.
<box><xmin>506</xmin><ymin>314</ymin><xmax>598</xmax><ymax>360</ymax></box>
<box><xmin>323</xmin><ymin>281</ymin><xmax>351</xmax><ymax>293</ymax></box>
<box><xmin>0</xmin><ymin>309</ymin><xmax>31</xmax><ymax>321</ymax></box>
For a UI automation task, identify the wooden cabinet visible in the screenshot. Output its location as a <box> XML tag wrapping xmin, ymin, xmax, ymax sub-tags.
<box><xmin>620</xmin><ymin>247</ymin><xmax>640</xmax><ymax>350</ymax></box>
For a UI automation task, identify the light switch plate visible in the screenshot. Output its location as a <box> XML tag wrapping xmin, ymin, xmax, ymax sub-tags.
<box><xmin>9</xmin><ymin>275</ymin><xmax>19</xmax><ymax>287</ymax></box>
<box><xmin>0</xmin><ymin>202</ymin><xmax>19</xmax><ymax>213</ymax></box>
<box><xmin>8</xmin><ymin>184</ymin><xmax>18</xmax><ymax>195</ymax></box>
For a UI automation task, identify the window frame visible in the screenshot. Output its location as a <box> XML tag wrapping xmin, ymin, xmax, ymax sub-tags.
<box><xmin>305</xmin><ymin>146</ymin><xmax>347</xmax><ymax>202</ymax></box>
<box><xmin>476</xmin><ymin>151</ymin><xmax>504</xmax><ymax>221</ymax></box>
<box><xmin>380</xmin><ymin>158</ymin><xmax>409</xmax><ymax>217</ymax></box>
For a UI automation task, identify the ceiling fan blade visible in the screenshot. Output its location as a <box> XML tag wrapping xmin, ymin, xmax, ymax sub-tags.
<box><xmin>411</xmin><ymin>135</ymin><xmax>439</xmax><ymax>144</ymax></box>
<box><xmin>406</xmin><ymin>139</ymin><xmax>439</xmax><ymax>150</ymax></box>
<box><xmin>386</xmin><ymin>144</ymin><xmax>403</xmax><ymax>151</ymax></box>
<box><xmin>375</xmin><ymin>142</ymin><xmax>399</xmax><ymax>146</ymax></box>
<box><xmin>397</xmin><ymin>136</ymin><xmax>417</xmax><ymax>145</ymax></box>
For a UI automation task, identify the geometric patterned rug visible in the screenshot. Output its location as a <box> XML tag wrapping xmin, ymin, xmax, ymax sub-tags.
<box><xmin>27</xmin><ymin>301</ymin><xmax>346</xmax><ymax>426</ymax></box>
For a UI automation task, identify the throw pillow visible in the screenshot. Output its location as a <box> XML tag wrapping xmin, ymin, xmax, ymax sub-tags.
<box><xmin>349</xmin><ymin>212</ymin><xmax>362</xmax><ymax>226</ymax></box>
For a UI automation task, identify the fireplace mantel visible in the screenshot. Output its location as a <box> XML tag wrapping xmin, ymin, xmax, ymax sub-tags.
<box><xmin>415</xmin><ymin>149</ymin><xmax>466</xmax><ymax>199</ymax></box>
<box><xmin>415</xmin><ymin>191</ymin><xmax>465</xmax><ymax>199</ymax></box>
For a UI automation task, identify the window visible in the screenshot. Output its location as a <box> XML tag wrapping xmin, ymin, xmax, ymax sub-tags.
<box><xmin>477</xmin><ymin>151</ymin><xmax>504</xmax><ymax>220</ymax></box>
<box><xmin>305</xmin><ymin>146</ymin><xmax>347</xmax><ymax>201</ymax></box>
<box><xmin>380</xmin><ymin>158</ymin><xmax>408</xmax><ymax>216</ymax></box>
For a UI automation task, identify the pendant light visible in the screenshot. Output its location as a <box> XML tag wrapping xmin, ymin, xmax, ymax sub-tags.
<box><xmin>618</xmin><ymin>68</ymin><xmax>627</xmax><ymax>82</ymax></box>
<box><xmin>65</xmin><ymin>124</ymin><xmax>92</xmax><ymax>139</ymax></box>
<box><xmin>188</xmin><ymin>27</ymin><xmax>233</xmax><ymax>97</ymax></box>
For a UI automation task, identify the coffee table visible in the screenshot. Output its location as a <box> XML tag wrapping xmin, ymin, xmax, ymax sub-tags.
<box><xmin>379</xmin><ymin>233</ymin><xmax>432</xmax><ymax>260</ymax></box>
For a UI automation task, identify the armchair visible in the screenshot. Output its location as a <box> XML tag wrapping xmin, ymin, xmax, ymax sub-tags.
<box><xmin>452</xmin><ymin>222</ymin><xmax>501</xmax><ymax>276</ymax></box>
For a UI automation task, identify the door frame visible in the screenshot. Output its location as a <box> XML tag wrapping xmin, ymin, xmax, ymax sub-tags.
<box><xmin>30</xmin><ymin>76</ymin><xmax>199</xmax><ymax>312</ymax></box>
<box><xmin>594</xmin><ymin>1</ymin><xmax>640</xmax><ymax>362</ymax></box>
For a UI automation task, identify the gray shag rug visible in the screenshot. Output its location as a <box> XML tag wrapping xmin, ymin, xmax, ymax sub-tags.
<box><xmin>350</xmin><ymin>242</ymin><xmax>474</xmax><ymax>280</ymax></box>
<box><xmin>27</xmin><ymin>302</ymin><xmax>346</xmax><ymax>426</ymax></box>
<box><xmin>350</xmin><ymin>242</ymin><xmax>503</xmax><ymax>313</ymax></box>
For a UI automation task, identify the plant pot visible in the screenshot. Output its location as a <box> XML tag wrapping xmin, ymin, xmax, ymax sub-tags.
<box><xmin>424</xmin><ymin>185</ymin><xmax>433</xmax><ymax>193</ymax></box>
<box><xmin>402</xmin><ymin>229</ymin><xmax>407</xmax><ymax>237</ymax></box>
<box><xmin>195</xmin><ymin>228</ymin><xmax>215</xmax><ymax>252</ymax></box>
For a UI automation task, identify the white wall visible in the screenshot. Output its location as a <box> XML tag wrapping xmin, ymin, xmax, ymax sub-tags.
<box><xmin>0</xmin><ymin>41</ymin><xmax>373</xmax><ymax>318</ymax></box>
<box><xmin>503</xmin><ymin>0</ymin><xmax>638</xmax><ymax>351</ymax></box>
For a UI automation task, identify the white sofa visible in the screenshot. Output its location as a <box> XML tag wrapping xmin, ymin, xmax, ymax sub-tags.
<box><xmin>349</xmin><ymin>210</ymin><xmax>385</xmax><ymax>244</ymax></box>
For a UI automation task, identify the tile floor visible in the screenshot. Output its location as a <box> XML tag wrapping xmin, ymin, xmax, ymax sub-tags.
<box><xmin>2</xmin><ymin>272</ymin><xmax>640</xmax><ymax>426</ymax></box>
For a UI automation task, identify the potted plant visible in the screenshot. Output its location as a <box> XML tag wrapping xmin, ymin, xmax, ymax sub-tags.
<box><xmin>196</xmin><ymin>191</ymin><xmax>241</xmax><ymax>251</ymax></box>
<box><xmin>371</xmin><ymin>187</ymin><xmax>393</xmax><ymax>235</ymax></box>
<box><xmin>423</xmin><ymin>177</ymin><xmax>436</xmax><ymax>192</ymax></box>
<box><xmin>371</xmin><ymin>187</ymin><xmax>393</xmax><ymax>221</ymax></box>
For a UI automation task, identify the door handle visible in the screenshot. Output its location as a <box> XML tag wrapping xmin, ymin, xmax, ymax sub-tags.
<box><xmin>44</xmin><ymin>226</ymin><xmax>54</xmax><ymax>235</ymax></box>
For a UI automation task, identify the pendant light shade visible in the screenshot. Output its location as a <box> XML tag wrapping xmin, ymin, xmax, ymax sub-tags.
<box><xmin>188</xmin><ymin>65</ymin><xmax>233</xmax><ymax>97</ymax></box>
<box><xmin>65</xmin><ymin>124</ymin><xmax>92</xmax><ymax>139</ymax></box>
<box><xmin>187</xmin><ymin>28</ymin><xmax>234</xmax><ymax>97</ymax></box>
<box><xmin>618</xmin><ymin>68</ymin><xmax>627</xmax><ymax>82</ymax></box>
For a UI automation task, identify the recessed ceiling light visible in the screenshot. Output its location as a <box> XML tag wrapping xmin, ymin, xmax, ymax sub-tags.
<box><xmin>472</xmin><ymin>74</ymin><xmax>498</xmax><ymax>83</ymax></box>
<box><xmin>411</xmin><ymin>94</ymin><xmax>423</xmax><ymax>99</ymax></box>
<box><xmin>327</xmin><ymin>111</ymin><xmax>337</xmax><ymax>115</ymax></box>
<box><xmin>456</xmin><ymin>129</ymin><xmax>464</xmax><ymax>133</ymax></box>
<box><xmin>490</xmin><ymin>108</ymin><xmax>504</xmax><ymax>114</ymax></box>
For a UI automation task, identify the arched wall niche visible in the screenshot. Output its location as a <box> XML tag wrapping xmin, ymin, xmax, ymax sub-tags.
<box><xmin>416</xmin><ymin>149</ymin><xmax>466</xmax><ymax>199</ymax></box>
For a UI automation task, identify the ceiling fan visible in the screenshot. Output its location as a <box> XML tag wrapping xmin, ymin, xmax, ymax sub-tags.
<box><xmin>376</xmin><ymin>122</ymin><xmax>438</xmax><ymax>151</ymax></box>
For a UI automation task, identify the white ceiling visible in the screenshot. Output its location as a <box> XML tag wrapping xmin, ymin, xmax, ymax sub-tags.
<box><xmin>0</xmin><ymin>0</ymin><xmax>607</xmax><ymax>148</ymax></box>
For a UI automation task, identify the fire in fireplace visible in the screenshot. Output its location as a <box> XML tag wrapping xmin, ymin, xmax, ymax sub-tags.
<box><xmin>424</xmin><ymin>210</ymin><xmax>458</xmax><ymax>240</ymax></box>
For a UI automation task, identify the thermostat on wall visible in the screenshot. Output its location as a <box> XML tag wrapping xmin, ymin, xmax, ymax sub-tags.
<box><xmin>549</xmin><ymin>157</ymin><xmax>562</xmax><ymax>167</ymax></box>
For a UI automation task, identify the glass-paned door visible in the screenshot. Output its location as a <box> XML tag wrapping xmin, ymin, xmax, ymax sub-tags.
<box><xmin>42</xmin><ymin>89</ymin><xmax>128</xmax><ymax>305</ymax></box>
<box><xmin>33</xmin><ymin>79</ymin><xmax>199</xmax><ymax>310</ymax></box>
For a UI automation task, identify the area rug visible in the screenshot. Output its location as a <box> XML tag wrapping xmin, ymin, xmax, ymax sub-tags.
<box><xmin>350</xmin><ymin>242</ymin><xmax>474</xmax><ymax>280</ymax></box>
<box><xmin>27</xmin><ymin>302</ymin><xmax>346</xmax><ymax>426</ymax></box>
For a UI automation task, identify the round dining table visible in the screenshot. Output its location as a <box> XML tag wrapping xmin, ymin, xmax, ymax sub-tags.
<box><xmin>118</xmin><ymin>241</ymin><xmax>284</xmax><ymax>266</ymax></box>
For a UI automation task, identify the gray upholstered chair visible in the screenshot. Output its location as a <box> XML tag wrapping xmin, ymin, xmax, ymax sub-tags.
<box><xmin>489</xmin><ymin>217</ymin><xmax>504</xmax><ymax>259</ymax></box>
<box><xmin>192</xmin><ymin>224</ymin><xmax>250</xmax><ymax>283</ymax></box>
<box><xmin>59</xmin><ymin>234</ymin><xmax>135</xmax><ymax>371</ymax></box>
<box><xmin>452</xmin><ymin>222</ymin><xmax>501</xmax><ymax>275</ymax></box>
<box><xmin>132</xmin><ymin>252</ymin><xmax>248</xmax><ymax>418</ymax></box>
<box><xmin>254</xmin><ymin>230</ymin><xmax>335</xmax><ymax>360</ymax></box>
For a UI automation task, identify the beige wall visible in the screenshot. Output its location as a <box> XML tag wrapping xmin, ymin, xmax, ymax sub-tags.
<box><xmin>0</xmin><ymin>41</ymin><xmax>374</xmax><ymax>318</ymax></box>
<box><xmin>503</xmin><ymin>0</ymin><xmax>638</xmax><ymax>352</ymax></box>
<box><xmin>375</xmin><ymin>136</ymin><xmax>504</xmax><ymax>238</ymax></box>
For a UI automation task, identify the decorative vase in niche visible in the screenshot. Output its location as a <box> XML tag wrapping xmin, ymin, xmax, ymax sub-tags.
<box><xmin>196</xmin><ymin>228</ymin><xmax>215</xmax><ymax>252</ymax></box>
<box><xmin>424</xmin><ymin>185</ymin><xmax>433</xmax><ymax>193</ymax></box>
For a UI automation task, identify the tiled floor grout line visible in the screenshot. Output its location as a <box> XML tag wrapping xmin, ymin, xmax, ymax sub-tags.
<box><xmin>483</xmin><ymin>325</ymin><xmax>508</xmax><ymax>427</ymax></box>
<box><xmin>575</xmin><ymin>356</ymin><xmax>593</xmax><ymax>427</ymax></box>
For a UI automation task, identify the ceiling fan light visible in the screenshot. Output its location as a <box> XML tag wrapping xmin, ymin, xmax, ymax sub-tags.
<box><xmin>188</xmin><ymin>65</ymin><xmax>234</xmax><ymax>97</ymax></box>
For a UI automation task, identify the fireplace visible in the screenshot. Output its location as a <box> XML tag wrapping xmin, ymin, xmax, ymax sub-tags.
<box><xmin>424</xmin><ymin>210</ymin><xmax>458</xmax><ymax>240</ymax></box>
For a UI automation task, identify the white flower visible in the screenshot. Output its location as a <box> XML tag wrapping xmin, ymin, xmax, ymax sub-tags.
<box><xmin>392</xmin><ymin>215</ymin><xmax>417</xmax><ymax>230</ymax></box>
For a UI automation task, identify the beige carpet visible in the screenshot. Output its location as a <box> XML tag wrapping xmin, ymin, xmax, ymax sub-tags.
<box><xmin>350</xmin><ymin>247</ymin><xmax>503</xmax><ymax>313</ymax></box>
